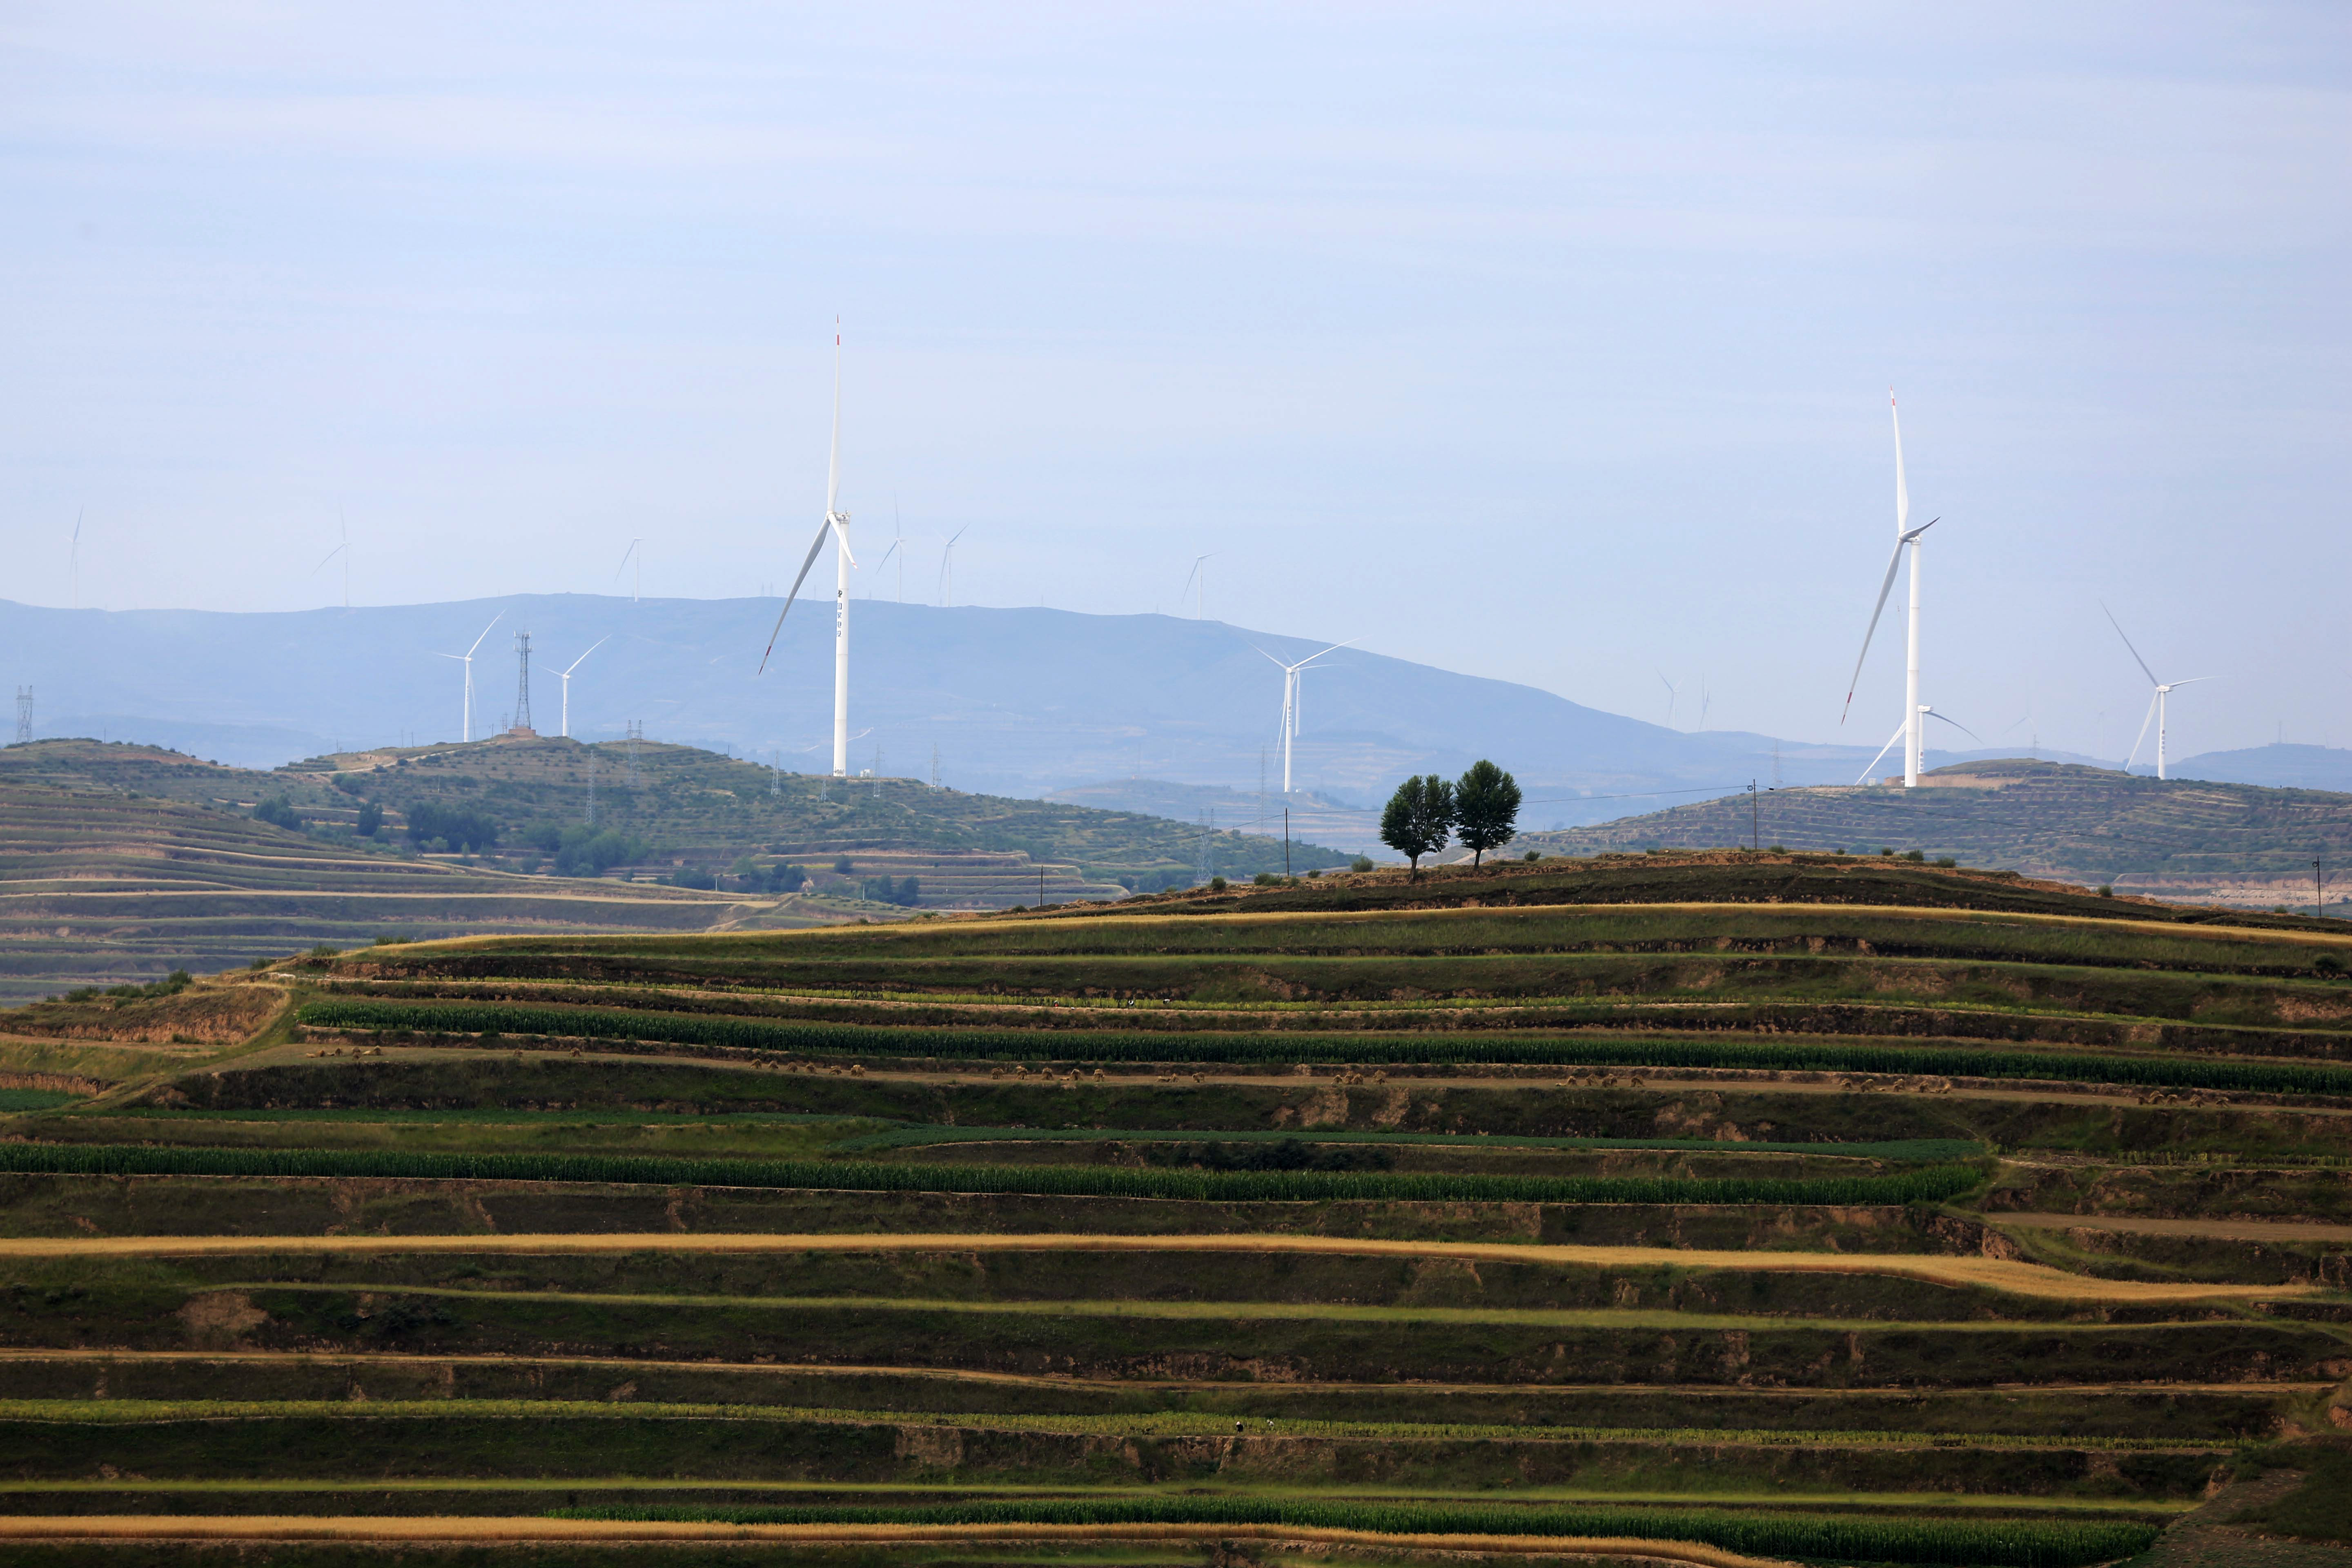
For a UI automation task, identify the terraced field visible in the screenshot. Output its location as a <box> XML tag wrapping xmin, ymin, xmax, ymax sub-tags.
<box><xmin>0</xmin><ymin>850</ymin><xmax>2345</xmax><ymax>1566</ymax></box>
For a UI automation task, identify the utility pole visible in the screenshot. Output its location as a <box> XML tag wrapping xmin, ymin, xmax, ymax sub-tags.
<box><xmin>2319</xmin><ymin>858</ymin><xmax>2326</xmax><ymax>921</ymax></box>
<box><xmin>1750</xmin><ymin>780</ymin><xmax>1759</xmax><ymax>853</ymax></box>
<box><xmin>1037</xmin><ymin>866</ymin><xmax>1046</xmax><ymax>909</ymax></box>
<box><xmin>1283</xmin><ymin>806</ymin><xmax>1290</xmax><ymax>877</ymax></box>
<box><xmin>11</xmin><ymin>687</ymin><xmax>30</xmax><ymax>746</ymax></box>
<box><xmin>586</xmin><ymin>748</ymin><xmax>597</xmax><ymax>827</ymax></box>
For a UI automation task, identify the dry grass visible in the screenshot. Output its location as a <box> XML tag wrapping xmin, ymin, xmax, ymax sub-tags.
<box><xmin>0</xmin><ymin>1229</ymin><xmax>2308</xmax><ymax>1303</ymax></box>
<box><xmin>0</xmin><ymin>1515</ymin><xmax>1795</xmax><ymax>1564</ymax></box>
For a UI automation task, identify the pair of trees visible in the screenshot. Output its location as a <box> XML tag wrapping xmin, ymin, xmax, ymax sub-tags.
<box><xmin>1379</xmin><ymin>759</ymin><xmax>1521</xmax><ymax>874</ymax></box>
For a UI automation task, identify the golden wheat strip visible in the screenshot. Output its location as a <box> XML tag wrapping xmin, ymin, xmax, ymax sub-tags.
<box><xmin>0</xmin><ymin>1229</ymin><xmax>2305</xmax><ymax>1303</ymax></box>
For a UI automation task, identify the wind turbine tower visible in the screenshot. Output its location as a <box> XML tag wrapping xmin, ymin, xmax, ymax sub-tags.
<box><xmin>1254</xmin><ymin>639</ymin><xmax>1358</xmax><ymax>795</ymax></box>
<box><xmin>759</xmin><ymin>321</ymin><xmax>859</xmax><ymax>777</ymax></box>
<box><xmin>432</xmin><ymin>614</ymin><xmax>502</xmax><ymax>744</ymax></box>
<box><xmin>1841</xmin><ymin>391</ymin><xmax>1940</xmax><ymax>788</ymax></box>
<box><xmin>2103</xmin><ymin>604</ymin><xmax>2206</xmax><ymax>780</ymax></box>
<box><xmin>553</xmin><ymin>637</ymin><xmax>608</xmax><ymax>739</ymax></box>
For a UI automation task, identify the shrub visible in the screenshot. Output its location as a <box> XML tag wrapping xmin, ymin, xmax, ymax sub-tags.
<box><xmin>1767</xmin><ymin>844</ymin><xmax>1786</xmax><ymax>854</ymax></box>
<box><xmin>354</xmin><ymin>800</ymin><xmax>383</xmax><ymax>837</ymax></box>
<box><xmin>252</xmin><ymin>795</ymin><xmax>301</xmax><ymax>831</ymax></box>
<box><xmin>1903</xmin><ymin>849</ymin><xmax>1927</xmax><ymax>862</ymax></box>
<box><xmin>1209</xmin><ymin>876</ymin><xmax>1227</xmax><ymax>891</ymax></box>
<box><xmin>1350</xmin><ymin>856</ymin><xmax>1374</xmax><ymax>872</ymax></box>
<box><xmin>1254</xmin><ymin>872</ymin><xmax>1278</xmax><ymax>886</ymax></box>
<box><xmin>2098</xmin><ymin>885</ymin><xmax>2115</xmax><ymax>898</ymax></box>
<box><xmin>1935</xmin><ymin>855</ymin><xmax>1958</xmax><ymax>867</ymax></box>
<box><xmin>1522</xmin><ymin>849</ymin><xmax>1540</xmax><ymax>861</ymax></box>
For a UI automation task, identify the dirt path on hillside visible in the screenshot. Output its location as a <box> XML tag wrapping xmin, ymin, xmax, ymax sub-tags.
<box><xmin>0</xmin><ymin>1229</ymin><xmax>2307</xmax><ymax>1302</ymax></box>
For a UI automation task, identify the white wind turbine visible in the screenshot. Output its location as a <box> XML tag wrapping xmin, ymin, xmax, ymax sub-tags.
<box><xmin>1181</xmin><ymin>554</ymin><xmax>1216</xmax><ymax>619</ymax></box>
<box><xmin>432</xmin><ymin>613</ymin><xmax>502</xmax><ymax>744</ymax></box>
<box><xmin>1253</xmin><ymin>638</ymin><xmax>1358</xmax><ymax>795</ymax></box>
<box><xmin>1841</xmin><ymin>390</ymin><xmax>1940</xmax><ymax>787</ymax></box>
<box><xmin>616</xmin><ymin>538</ymin><xmax>643</xmax><ymax>603</ymax></box>
<box><xmin>308</xmin><ymin>517</ymin><xmax>350</xmax><ymax>609</ymax></box>
<box><xmin>875</xmin><ymin>507</ymin><xmax>906</xmax><ymax>602</ymax></box>
<box><xmin>2103</xmin><ymin>604</ymin><xmax>2206</xmax><ymax>780</ymax></box>
<box><xmin>938</xmin><ymin>526</ymin><xmax>968</xmax><ymax>608</ymax></box>
<box><xmin>553</xmin><ymin>636</ymin><xmax>608</xmax><ymax>739</ymax></box>
<box><xmin>759</xmin><ymin>322</ymin><xmax>858</xmax><ymax>778</ymax></box>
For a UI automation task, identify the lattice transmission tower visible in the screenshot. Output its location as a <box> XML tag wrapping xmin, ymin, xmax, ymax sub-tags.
<box><xmin>512</xmin><ymin>633</ymin><xmax>532</xmax><ymax>733</ymax></box>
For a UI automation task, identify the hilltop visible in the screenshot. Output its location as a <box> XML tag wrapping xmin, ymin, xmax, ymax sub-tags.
<box><xmin>1508</xmin><ymin>759</ymin><xmax>2352</xmax><ymax>913</ymax></box>
<box><xmin>0</xmin><ymin>851</ymin><xmax>2343</xmax><ymax>1561</ymax></box>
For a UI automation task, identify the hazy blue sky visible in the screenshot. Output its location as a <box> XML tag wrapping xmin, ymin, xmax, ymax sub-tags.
<box><xmin>4</xmin><ymin>3</ymin><xmax>2346</xmax><ymax>760</ymax></box>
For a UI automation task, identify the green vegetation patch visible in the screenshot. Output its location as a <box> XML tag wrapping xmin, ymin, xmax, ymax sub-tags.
<box><xmin>837</xmin><ymin>1125</ymin><xmax>1982</xmax><ymax>1162</ymax></box>
<box><xmin>0</xmin><ymin>1090</ymin><xmax>82</xmax><ymax>1113</ymax></box>
<box><xmin>552</xmin><ymin>1497</ymin><xmax>2161</xmax><ymax>1567</ymax></box>
<box><xmin>0</xmin><ymin>1141</ymin><xmax>1983</xmax><ymax>1206</ymax></box>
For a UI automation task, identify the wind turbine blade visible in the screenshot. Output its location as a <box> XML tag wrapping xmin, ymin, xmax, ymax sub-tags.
<box><xmin>2100</xmin><ymin>602</ymin><xmax>2160</xmax><ymax>688</ymax></box>
<box><xmin>1246</xmin><ymin>644</ymin><xmax>1288</xmax><ymax>668</ymax></box>
<box><xmin>1921</xmin><ymin>709</ymin><xmax>1983</xmax><ymax>743</ymax></box>
<box><xmin>562</xmin><ymin>636</ymin><xmax>610</xmax><ymax>677</ymax></box>
<box><xmin>826</xmin><ymin>320</ymin><xmax>842</xmax><ymax>518</ymax></box>
<box><xmin>829</xmin><ymin>516</ymin><xmax>858</xmax><ymax>568</ymax></box>
<box><xmin>1840</xmin><ymin>537</ymin><xmax>1907</xmax><ymax>722</ymax></box>
<box><xmin>1855</xmin><ymin>721</ymin><xmax>1908</xmax><ymax>785</ymax></box>
<box><xmin>1294</xmin><ymin>636</ymin><xmax>1362</xmax><ymax>668</ymax></box>
<box><xmin>463</xmin><ymin>613</ymin><xmax>502</xmax><ymax>659</ymax></box>
<box><xmin>306</xmin><ymin>542</ymin><xmax>346</xmax><ymax>576</ymax></box>
<box><xmin>758</xmin><ymin>521</ymin><xmax>835</xmax><ymax>674</ymax></box>
<box><xmin>1890</xmin><ymin>389</ymin><xmax>1909</xmax><ymax>534</ymax></box>
<box><xmin>2123</xmin><ymin>690</ymin><xmax>2159</xmax><ymax>772</ymax></box>
<box><xmin>2168</xmin><ymin>677</ymin><xmax>2211</xmax><ymax>688</ymax></box>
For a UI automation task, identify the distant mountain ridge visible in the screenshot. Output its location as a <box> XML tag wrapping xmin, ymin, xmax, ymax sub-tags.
<box><xmin>5</xmin><ymin>594</ymin><xmax>2009</xmax><ymax>827</ymax></box>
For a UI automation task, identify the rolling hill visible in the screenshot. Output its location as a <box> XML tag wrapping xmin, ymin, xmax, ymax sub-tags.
<box><xmin>1512</xmin><ymin>758</ymin><xmax>2352</xmax><ymax>913</ymax></box>
<box><xmin>0</xmin><ymin>852</ymin><xmax>2343</xmax><ymax>1561</ymax></box>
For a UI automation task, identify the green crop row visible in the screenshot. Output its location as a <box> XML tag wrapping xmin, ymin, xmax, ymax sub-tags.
<box><xmin>551</xmin><ymin>1497</ymin><xmax>2159</xmax><ymax>1567</ymax></box>
<box><xmin>0</xmin><ymin>1140</ymin><xmax>1980</xmax><ymax>1206</ymax></box>
<box><xmin>0</xmin><ymin>1399</ymin><xmax>2208</xmax><ymax>1449</ymax></box>
<box><xmin>837</xmin><ymin>1125</ymin><xmax>1984</xmax><ymax>1162</ymax></box>
<box><xmin>299</xmin><ymin>997</ymin><xmax>2352</xmax><ymax>1095</ymax></box>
